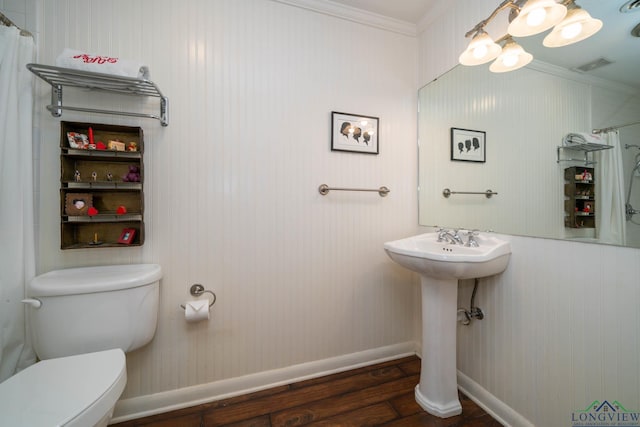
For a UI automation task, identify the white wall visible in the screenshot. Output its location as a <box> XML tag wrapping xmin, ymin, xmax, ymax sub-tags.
<box><xmin>34</xmin><ymin>0</ymin><xmax>421</xmax><ymax>417</ymax></box>
<box><xmin>0</xmin><ymin>0</ymin><xmax>36</xmax><ymax>33</ymax></box>
<box><xmin>420</xmin><ymin>1</ymin><xmax>640</xmax><ymax>426</ymax></box>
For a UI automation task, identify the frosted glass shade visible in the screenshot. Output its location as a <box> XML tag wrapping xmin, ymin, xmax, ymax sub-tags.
<box><xmin>543</xmin><ymin>7</ymin><xmax>603</xmax><ymax>47</ymax></box>
<box><xmin>489</xmin><ymin>40</ymin><xmax>533</xmax><ymax>73</ymax></box>
<box><xmin>459</xmin><ymin>32</ymin><xmax>502</xmax><ymax>66</ymax></box>
<box><xmin>508</xmin><ymin>0</ymin><xmax>567</xmax><ymax>37</ymax></box>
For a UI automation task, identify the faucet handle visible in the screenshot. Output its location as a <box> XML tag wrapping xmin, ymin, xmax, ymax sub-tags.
<box><xmin>465</xmin><ymin>230</ymin><xmax>480</xmax><ymax>247</ymax></box>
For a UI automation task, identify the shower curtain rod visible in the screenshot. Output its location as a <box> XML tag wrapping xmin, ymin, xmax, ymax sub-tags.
<box><xmin>593</xmin><ymin>120</ymin><xmax>640</xmax><ymax>134</ymax></box>
<box><xmin>0</xmin><ymin>11</ymin><xmax>33</xmax><ymax>38</ymax></box>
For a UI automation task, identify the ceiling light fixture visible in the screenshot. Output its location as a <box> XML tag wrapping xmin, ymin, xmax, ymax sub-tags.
<box><xmin>489</xmin><ymin>37</ymin><xmax>533</xmax><ymax>72</ymax></box>
<box><xmin>459</xmin><ymin>30</ymin><xmax>502</xmax><ymax>65</ymax></box>
<box><xmin>459</xmin><ymin>0</ymin><xmax>601</xmax><ymax>73</ymax></box>
<box><xmin>508</xmin><ymin>0</ymin><xmax>567</xmax><ymax>36</ymax></box>
<box><xmin>543</xmin><ymin>2</ymin><xmax>603</xmax><ymax>47</ymax></box>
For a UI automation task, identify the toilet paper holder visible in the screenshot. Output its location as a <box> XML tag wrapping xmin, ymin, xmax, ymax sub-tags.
<box><xmin>180</xmin><ymin>284</ymin><xmax>217</xmax><ymax>310</ymax></box>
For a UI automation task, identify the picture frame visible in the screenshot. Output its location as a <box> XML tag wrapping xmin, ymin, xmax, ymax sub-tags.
<box><xmin>451</xmin><ymin>127</ymin><xmax>486</xmax><ymax>163</ymax></box>
<box><xmin>118</xmin><ymin>228</ymin><xmax>136</xmax><ymax>245</ymax></box>
<box><xmin>64</xmin><ymin>193</ymin><xmax>93</xmax><ymax>216</ymax></box>
<box><xmin>331</xmin><ymin>111</ymin><xmax>379</xmax><ymax>154</ymax></box>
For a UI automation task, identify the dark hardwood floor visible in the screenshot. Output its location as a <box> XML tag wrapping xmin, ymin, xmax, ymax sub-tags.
<box><xmin>113</xmin><ymin>355</ymin><xmax>501</xmax><ymax>427</ymax></box>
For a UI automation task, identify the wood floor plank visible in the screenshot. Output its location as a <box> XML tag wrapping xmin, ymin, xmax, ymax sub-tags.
<box><xmin>135</xmin><ymin>412</ymin><xmax>203</xmax><ymax>427</ymax></box>
<box><xmin>289</xmin><ymin>356</ymin><xmax>418</xmax><ymax>390</ymax></box>
<box><xmin>388</xmin><ymin>392</ymin><xmax>422</xmax><ymax>418</ymax></box>
<box><xmin>203</xmin><ymin>366</ymin><xmax>407</xmax><ymax>426</ymax></box>
<box><xmin>270</xmin><ymin>375</ymin><xmax>419</xmax><ymax>426</ymax></box>
<box><xmin>113</xmin><ymin>356</ymin><xmax>503</xmax><ymax>427</ymax></box>
<box><xmin>304</xmin><ymin>402</ymin><xmax>399</xmax><ymax>426</ymax></box>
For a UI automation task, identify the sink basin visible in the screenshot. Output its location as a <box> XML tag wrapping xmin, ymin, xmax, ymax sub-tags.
<box><xmin>384</xmin><ymin>232</ymin><xmax>511</xmax><ymax>418</ymax></box>
<box><xmin>384</xmin><ymin>232</ymin><xmax>511</xmax><ymax>280</ymax></box>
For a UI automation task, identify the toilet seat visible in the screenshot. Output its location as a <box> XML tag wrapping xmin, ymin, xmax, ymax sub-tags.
<box><xmin>0</xmin><ymin>348</ymin><xmax>126</xmax><ymax>427</ymax></box>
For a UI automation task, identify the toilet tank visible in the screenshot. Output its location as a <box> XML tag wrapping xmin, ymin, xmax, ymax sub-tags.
<box><xmin>27</xmin><ymin>264</ymin><xmax>162</xmax><ymax>360</ymax></box>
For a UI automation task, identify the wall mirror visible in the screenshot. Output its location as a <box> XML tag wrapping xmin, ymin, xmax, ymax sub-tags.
<box><xmin>418</xmin><ymin>0</ymin><xmax>640</xmax><ymax>248</ymax></box>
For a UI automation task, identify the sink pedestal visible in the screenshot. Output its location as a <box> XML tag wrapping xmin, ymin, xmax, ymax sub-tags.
<box><xmin>415</xmin><ymin>276</ymin><xmax>462</xmax><ymax>418</ymax></box>
<box><xmin>383</xmin><ymin>231</ymin><xmax>511</xmax><ymax>418</ymax></box>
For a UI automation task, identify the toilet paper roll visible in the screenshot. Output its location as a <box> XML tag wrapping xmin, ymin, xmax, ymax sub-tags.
<box><xmin>184</xmin><ymin>300</ymin><xmax>210</xmax><ymax>323</ymax></box>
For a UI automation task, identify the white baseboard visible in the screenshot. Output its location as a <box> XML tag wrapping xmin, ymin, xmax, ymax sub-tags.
<box><xmin>111</xmin><ymin>341</ymin><xmax>419</xmax><ymax>423</ymax></box>
<box><xmin>457</xmin><ymin>371</ymin><xmax>534</xmax><ymax>427</ymax></box>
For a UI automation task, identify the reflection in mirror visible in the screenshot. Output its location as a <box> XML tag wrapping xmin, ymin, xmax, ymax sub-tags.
<box><xmin>418</xmin><ymin>1</ymin><xmax>640</xmax><ymax>248</ymax></box>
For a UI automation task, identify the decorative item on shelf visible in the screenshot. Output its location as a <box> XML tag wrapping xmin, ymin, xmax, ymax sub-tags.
<box><xmin>91</xmin><ymin>171</ymin><xmax>97</xmax><ymax>181</ymax></box>
<box><xmin>88</xmin><ymin>127</ymin><xmax>96</xmax><ymax>149</ymax></box>
<box><xmin>107</xmin><ymin>140</ymin><xmax>125</xmax><ymax>151</ymax></box>
<box><xmin>116</xmin><ymin>205</ymin><xmax>127</xmax><ymax>215</ymax></box>
<box><xmin>64</xmin><ymin>194</ymin><xmax>93</xmax><ymax>216</ymax></box>
<box><xmin>96</xmin><ymin>141</ymin><xmax>107</xmax><ymax>150</ymax></box>
<box><xmin>118</xmin><ymin>228</ymin><xmax>136</xmax><ymax>245</ymax></box>
<box><xmin>106</xmin><ymin>172</ymin><xmax>113</xmax><ymax>181</ymax></box>
<box><xmin>122</xmin><ymin>165</ymin><xmax>140</xmax><ymax>182</ymax></box>
<box><xmin>89</xmin><ymin>232</ymin><xmax>103</xmax><ymax>246</ymax></box>
<box><xmin>127</xmin><ymin>141</ymin><xmax>138</xmax><ymax>152</ymax></box>
<box><xmin>67</xmin><ymin>132</ymin><xmax>89</xmax><ymax>149</ymax></box>
<box><xmin>87</xmin><ymin>206</ymin><xmax>99</xmax><ymax>216</ymax></box>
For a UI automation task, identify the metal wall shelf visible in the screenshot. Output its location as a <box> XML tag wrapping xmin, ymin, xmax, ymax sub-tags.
<box><xmin>556</xmin><ymin>143</ymin><xmax>613</xmax><ymax>165</ymax></box>
<box><xmin>27</xmin><ymin>63</ymin><xmax>169</xmax><ymax>126</ymax></box>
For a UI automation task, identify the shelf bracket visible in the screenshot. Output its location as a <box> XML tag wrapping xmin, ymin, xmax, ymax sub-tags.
<box><xmin>51</xmin><ymin>84</ymin><xmax>63</xmax><ymax>117</ymax></box>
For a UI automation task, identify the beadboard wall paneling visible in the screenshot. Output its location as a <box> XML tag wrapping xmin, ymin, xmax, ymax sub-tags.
<box><xmin>35</xmin><ymin>0</ymin><xmax>420</xmax><ymax>401</ymax></box>
<box><xmin>419</xmin><ymin>2</ymin><xmax>640</xmax><ymax>426</ymax></box>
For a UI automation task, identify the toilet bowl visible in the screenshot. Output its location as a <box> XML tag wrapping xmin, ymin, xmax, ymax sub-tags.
<box><xmin>0</xmin><ymin>349</ymin><xmax>126</xmax><ymax>427</ymax></box>
<box><xmin>0</xmin><ymin>264</ymin><xmax>162</xmax><ymax>427</ymax></box>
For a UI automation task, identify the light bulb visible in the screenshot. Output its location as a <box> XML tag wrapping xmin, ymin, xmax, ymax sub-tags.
<box><xmin>561</xmin><ymin>21</ymin><xmax>582</xmax><ymax>39</ymax></box>
<box><xmin>360</xmin><ymin>120</ymin><xmax>368</xmax><ymax>126</ymax></box>
<box><xmin>502</xmin><ymin>54</ymin><xmax>519</xmax><ymax>68</ymax></box>
<box><xmin>473</xmin><ymin>44</ymin><xmax>488</xmax><ymax>59</ymax></box>
<box><xmin>526</xmin><ymin>8</ymin><xmax>547</xmax><ymax>26</ymax></box>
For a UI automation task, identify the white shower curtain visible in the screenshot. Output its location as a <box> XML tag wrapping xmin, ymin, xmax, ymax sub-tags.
<box><xmin>596</xmin><ymin>130</ymin><xmax>627</xmax><ymax>245</ymax></box>
<box><xmin>0</xmin><ymin>25</ymin><xmax>37</xmax><ymax>381</ymax></box>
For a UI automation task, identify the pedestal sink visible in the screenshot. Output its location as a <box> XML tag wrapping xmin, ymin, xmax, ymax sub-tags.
<box><xmin>384</xmin><ymin>231</ymin><xmax>511</xmax><ymax>418</ymax></box>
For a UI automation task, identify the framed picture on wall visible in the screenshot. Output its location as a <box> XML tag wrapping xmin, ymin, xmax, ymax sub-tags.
<box><xmin>331</xmin><ymin>111</ymin><xmax>379</xmax><ymax>154</ymax></box>
<box><xmin>451</xmin><ymin>127</ymin><xmax>486</xmax><ymax>163</ymax></box>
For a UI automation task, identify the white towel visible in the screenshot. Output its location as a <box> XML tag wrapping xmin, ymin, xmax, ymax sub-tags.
<box><xmin>55</xmin><ymin>48</ymin><xmax>150</xmax><ymax>79</ymax></box>
<box><xmin>563</xmin><ymin>132</ymin><xmax>603</xmax><ymax>146</ymax></box>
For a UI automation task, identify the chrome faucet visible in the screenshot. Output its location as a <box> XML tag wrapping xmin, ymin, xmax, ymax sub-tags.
<box><xmin>437</xmin><ymin>228</ymin><xmax>464</xmax><ymax>245</ymax></box>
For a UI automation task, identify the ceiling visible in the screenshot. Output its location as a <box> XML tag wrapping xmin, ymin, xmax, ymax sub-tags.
<box><xmin>328</xmin><ymin>0</ymin><xmax>640</xmax><ymax>89</ymax></box>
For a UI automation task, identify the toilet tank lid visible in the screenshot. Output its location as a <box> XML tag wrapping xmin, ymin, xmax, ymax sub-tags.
<box><xmin>29</xmin><ymin>264</ymin><xmax>162</xmax><ymax>296</ymax></box>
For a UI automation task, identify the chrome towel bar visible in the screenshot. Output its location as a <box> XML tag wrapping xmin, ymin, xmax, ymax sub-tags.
<box><xmin>442</xmin><ymin>188</ymin><xmax>497</xmax><ymax>198</ymax></box>
<box><xmin>318</xmin><ymin>184</ymin><xmax>390</xmax><ymax>197</ymax></box>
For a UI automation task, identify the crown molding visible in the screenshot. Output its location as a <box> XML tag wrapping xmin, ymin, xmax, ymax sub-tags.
<box><xmin>527</xmin><ymin>59</ymin><xmax>639</xmax><ymax>95</ymax></box>
<box><xmin>270</xmin><ymin>0</ymin><xmax>418</xmax><ymax>37</ymax></box>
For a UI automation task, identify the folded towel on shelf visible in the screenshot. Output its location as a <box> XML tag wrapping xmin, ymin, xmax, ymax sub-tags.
<box><xmin>562</xmin><ymin>132</ymin><xmax>603</xmax><ymax>146</ymax></box>
<box><xmin>55</xmin><ymin>48</ymin><xmax>150</xmax><ymax>79</ymax></box>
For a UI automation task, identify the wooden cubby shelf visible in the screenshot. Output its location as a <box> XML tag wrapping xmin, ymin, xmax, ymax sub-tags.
<box><xmin>59</xmin><ymin>121</ymin><xmax>145</xmax><ymax>249</ymax></box>
<box><xmin>564</xmin><ymin>166</ymin><xmax>596</xmax><ymax>229</ymax></box>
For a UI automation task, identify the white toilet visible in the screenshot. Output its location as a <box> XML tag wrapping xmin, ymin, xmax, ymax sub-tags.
<box><xmin>0</xmin><ymin>263</ymin><xmax>162</xmax><ymax>427</ymax></box>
